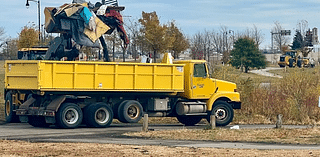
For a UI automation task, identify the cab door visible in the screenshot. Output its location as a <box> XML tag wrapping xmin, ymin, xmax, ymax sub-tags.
<box><xmin>191</xmin><ymin>63</ymin><xmax>215</xmax><ymax>99</ymax></box>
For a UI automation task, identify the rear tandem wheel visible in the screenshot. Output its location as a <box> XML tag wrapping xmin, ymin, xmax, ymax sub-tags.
<box><xmin>55</xmin><ymin>103</ymin><xmax>83</xmax><ymax>129</ymax></box>
<box><xmin>117</xmin><ymin>100</ymin><xmax>143</xmax><ymax>123</ymax></box>
<box><xmin>83</xmin><ymin>102</ymin><xmax>113</xmax><ymax>128</ymax></box>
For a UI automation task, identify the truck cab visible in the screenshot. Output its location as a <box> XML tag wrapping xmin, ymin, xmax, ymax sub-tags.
<box><xmin>174</xmin><ymin>60</ymin><xmax>241</xmax><ymax>126</ymax></box>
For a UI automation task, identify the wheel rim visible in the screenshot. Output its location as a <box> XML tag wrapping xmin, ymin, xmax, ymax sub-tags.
<box><xmin>215</xmin><ymin>108</ymin><xmax>227</xmax><ymax>120</ymax></box>
<box><xmin>64</xmin><ymin>108</ymin><xmax>79</xmax><ymax>125</ymax></box>
<box><xmin>95</xmin><ymin>108</ymin><xmax>110</xmax><ymax>124</ymax></box>
<box><xmin>5</xmin><ymin>100</ymin><xmax>10</xmax><ymax>116</ymax></box>
<box><xmin>127</xmin><ymin>104</ymin><xmax>139</xmax><ymax>119</ymax></box>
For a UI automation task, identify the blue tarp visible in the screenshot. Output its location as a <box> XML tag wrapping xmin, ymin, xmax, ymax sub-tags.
<box><xmin>80</xmin><ymin>7</ymin><xmax>92</xmax><ymax>25</ymax></box>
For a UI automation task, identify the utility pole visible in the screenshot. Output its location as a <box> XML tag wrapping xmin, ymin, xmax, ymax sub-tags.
<box><xmin>26</xmin><ymin>0</ymin><xmax>41</xmax><ymax>43</ymax></box>
<box><xmin>271</xmin><ymin>30</ymin><xmax>291</xmax><ymax>53</ymax></box>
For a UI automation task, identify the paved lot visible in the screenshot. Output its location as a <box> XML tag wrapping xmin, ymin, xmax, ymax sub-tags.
<box><xmin>0</xmin><ymin>122</ymin><xmax>317</xmax><ymax>150</ymax></box>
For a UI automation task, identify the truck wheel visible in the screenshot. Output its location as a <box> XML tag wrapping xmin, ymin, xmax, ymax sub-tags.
<box><xmin>289</xmin><ymin>58</ymin><xmax>294</xmax><ymax>68</ymax></box>
<box><xmin>176</xmin><ymin>116</ymin><xmax>202</xmax><ymax>126</ymax></box>
<box><xmin>207</xmin><ymin>101</ymin><xmax>234</xmax><ymax>126</ymax></box>
<box><xmin>28</xmin><ymin>116</ymin><xmax>50</xmax><ymax>128</ymax></box>
<box><xmin>56</xmin><ymin>103</ymin><xmax>83</xmax><ymax>129</ymax></box>
<box><xmin>118</xmin><ymin>100</ymin><xmax>143</xmax><ymax>123</ymax></box>
<box><xmin>84</xmin><ymin>103</ymin><xmax>113</xmax><ymax>128</ymax></box>
<box><xmin>5</xmin><ymin>92</ymin><xmax>19</xmax><ymax>123</ymax></box>
<box><xmin>297</xmin><ymin>59</ymin><xmax>302</xmax><ymax>68</ymax></box>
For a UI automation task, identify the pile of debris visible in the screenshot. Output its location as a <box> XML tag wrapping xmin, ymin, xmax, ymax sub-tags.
<box><xmin>44</xmin><ymin>0</ymin><xmax>129</xmax><ymax>61</ymax></box>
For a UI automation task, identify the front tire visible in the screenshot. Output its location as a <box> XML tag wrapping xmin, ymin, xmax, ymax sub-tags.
<box><xmin>118</xmin><ymin>100</ymin><xmax>143</xmax><ymax>123</ymax></box>
<box><xmin>176</xmin><ymin>116</ymin><xmax>203</xmax><ymax>126</ymax></box>
<box><xmin>207</xmin><ymin>101</ymin><xmax>234</xmax><ymax>126</ymax></box>
<box><xmin>84</xmin><ymin>103</ymin><xmax>113</xmax><ymax>128</ymax></box>
<box><xmin>56</xmin><ymin>103</ymin><xmax>83</xmax><ymax>129</ymax></box>
<box><xmin>289</xmin><ymin>58</ymin><xmax>294</xmax><ymax>68</ymax></box>
<box><xmin>297</xmin><ymin>59</ymin><xmax>302</xmax><ymax>68</ymax></box>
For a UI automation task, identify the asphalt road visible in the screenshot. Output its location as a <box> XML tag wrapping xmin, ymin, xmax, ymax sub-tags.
<box><xmin>0</xmin><ymin>122</ymin><xmax>318</xmax><ymax>150</ymax></box>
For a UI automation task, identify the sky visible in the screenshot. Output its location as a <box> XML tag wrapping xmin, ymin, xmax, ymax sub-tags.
<box><xmin>1</xmin><ymin>0</ymin><xmax>320</xmax><ymax>49</ymax></box>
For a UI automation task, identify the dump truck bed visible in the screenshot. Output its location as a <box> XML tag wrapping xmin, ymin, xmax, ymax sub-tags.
<box><xmin>5</xmin><ymin>60</ymin><xmax>184</xmax><ymax>92</ymax></box>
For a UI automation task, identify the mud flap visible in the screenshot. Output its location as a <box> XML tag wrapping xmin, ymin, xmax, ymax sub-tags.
<box><xmin>46</xmin><ymin>95</ymin><xmax>67</xmax><ymax>112</ymax></box>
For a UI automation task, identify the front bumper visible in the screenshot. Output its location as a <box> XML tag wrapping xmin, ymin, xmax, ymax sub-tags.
<box><xmin>231</xmin><ymin>101</ymin><xmax>241</xmax><ymax>109</ymax></box>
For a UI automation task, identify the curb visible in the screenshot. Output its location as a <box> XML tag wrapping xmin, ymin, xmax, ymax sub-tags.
<box><xmin>0</xmin><ymin>120</ymin><xmax>6</xmax><ymax>125</ymax></box>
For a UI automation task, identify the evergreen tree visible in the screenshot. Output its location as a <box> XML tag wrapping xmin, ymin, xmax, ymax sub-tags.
<box><xmin>291</xmin><ymin>30</ymin><xmax>304</xmax><ymax>50</ymax></box>
<box><xmin>230</xmin><ymin>37</ymin><xmax>266</xmax><ymax>73</ymax></box>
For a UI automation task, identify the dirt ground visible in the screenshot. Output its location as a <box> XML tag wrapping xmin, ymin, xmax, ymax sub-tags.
<box><xmin>125</xmin><ymin>127</ymin><xmax>320</xmax><ymax>145</ymax></box>
<box><xmin>0</xmin><ymin>140</ymin><xmax>319</xmax><ymax>157</ymax></box>
<box><xmin>1</xmin><ymin>102</ymin><xmax>319</xmax><ymax>156</ymax></box>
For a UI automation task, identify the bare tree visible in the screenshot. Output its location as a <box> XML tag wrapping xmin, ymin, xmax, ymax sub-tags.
<box><xmin>190</xmin><ymin>32</ymin><xmax>203</xmax><ymax>59</ymax></box>
<box><xmin>2</xmin><ymin>39</ymin><xmax>18</xmax><ymax>60</ymax></box>
<box><xmin>189</xmin><ymin>25</ymin><xmax>264</xmax><ymax>64</ymax></box>
<box><xmin>220</xmin><ymin>26</ymin><xmax>232</xmax><ymax>63</ymax></box>
<box><xmin>271</xmin><ymin>21</ymin><xmax>289</xmax><ymax>52</ymax></box>
<box><xmin>124</xmin><ymin>18</ymin><xmax>144</xmax><ymax>61</ymax></box>
<box><xmin>211</xmin><ymin>30</ymin><xmax>223</xmax><ymax>55</ymax></box>
<box><xmin>252</xmin><ymin>25</ymin><xmax>264</xmax><ymax>47</ymax></box>
<box><xmin>202</xmin><ymin>29</ymin><xmax>210</xmax><ymax>61</ymax></box>
<box><xmin>242</xmin><ymin>25</ymin><xmax>264</xmax><ymax>47</ymax></box>
<box><xmin>190</xmin><ymin>27</ymin><xmax>231</xmax><ymax>64</ymax></box>
<box><xmin>0</xmin><ymin>27</ymin><xmax>7</xmax><ymax>49</ymax></box>
<box><xmin>296</xmin><ymin>20</ymin><xmax>308</xmax><ymax>38</ymax></box>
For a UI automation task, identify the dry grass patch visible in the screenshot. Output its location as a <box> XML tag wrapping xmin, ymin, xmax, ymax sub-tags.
<box><xmin>125</xmin><ymin>127</ymin><xmax>320</xmax><ymax>145</ymax></box>
<box><xmin>1</xmin><ymin>140</ymin><xmax>320</xmax><ymax>157</ymax></box>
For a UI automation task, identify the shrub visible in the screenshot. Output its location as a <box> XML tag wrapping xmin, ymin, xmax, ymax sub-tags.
<box><xmin>212</xmin><ymin>65</ymin><xmax>320</xmax><ymax>125</ymax></box>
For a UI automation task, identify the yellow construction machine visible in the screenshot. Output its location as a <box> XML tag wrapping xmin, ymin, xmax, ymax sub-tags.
<box><xmin>278</xmin><ymin>48</ymin><xmax>315</xmax><ymax>68</ymax></box>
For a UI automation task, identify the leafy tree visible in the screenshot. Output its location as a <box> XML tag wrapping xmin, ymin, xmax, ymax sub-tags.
<box><xmin>139</xmin><ymin>11</ymin><xmax>173</xmax><ymax>62</ymax></box>
<box><xmin>230</xmin><ymin>37</ymin><xmax>266</xmax><ymax>73</ymax></box>
<box><xmin>17</xmin><ymin>26</ymin><xmax>39</xmax><ymax>49</ymax></box>
<box><xmin>168</xmin><ymin>21</ymin><xmax>189</xmax><ymax>59</ymax></box>
<box><xmin>292</xmin><ymin>30</ymin><xmax>304</xmax><ymax>50</ymax></box>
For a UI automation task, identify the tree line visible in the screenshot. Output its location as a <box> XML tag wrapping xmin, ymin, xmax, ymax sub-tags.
<box><xmin>0</xmin><ymin>11</ymin><xmax>315</xmax><ymax>72</ymax></box>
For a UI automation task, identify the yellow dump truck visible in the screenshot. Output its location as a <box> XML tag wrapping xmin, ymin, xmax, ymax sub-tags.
<box><xmin>4</xmin><ymin>59</ymin><xmax>241</xmax><ymax>128</ymax></box>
